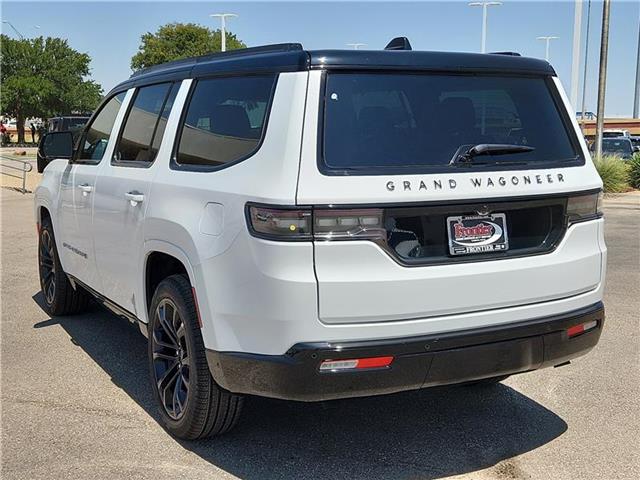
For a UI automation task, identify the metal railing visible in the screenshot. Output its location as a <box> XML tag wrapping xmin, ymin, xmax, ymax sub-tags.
<box><xmin>0</xmin><ymin>155</ymin><xmax>34</xmax><ymax>193</ymax></box>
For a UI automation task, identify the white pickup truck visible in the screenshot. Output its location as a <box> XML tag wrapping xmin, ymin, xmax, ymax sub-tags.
<box><xmin>35</xmin><ymin>39</ymin><xmax>606</xmax><ymax>439</ymax></box>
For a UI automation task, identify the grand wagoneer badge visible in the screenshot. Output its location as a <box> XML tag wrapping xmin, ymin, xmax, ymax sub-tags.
<box><xmin>385</xmin><ymin>172</ymin><xmax>565</xmax><ymax>192</ymax></box>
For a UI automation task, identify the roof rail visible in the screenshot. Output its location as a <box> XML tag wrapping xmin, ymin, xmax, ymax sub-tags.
<box><xmin>490</xmin><ymin>51</ymin><xmax>521</xmax><ymax>57</ymax></box>
<box><xmin>130</xmin><ymin>43</ymin><xmax>304</xmax><ymax>78</ymax></box>
<box><xmin>385</xmin><ymin>37</ymin><xmax>412</xmax><ymax>51</ymax></box>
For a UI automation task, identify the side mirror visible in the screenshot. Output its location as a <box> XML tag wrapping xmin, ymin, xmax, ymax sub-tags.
<box><xmin>37</xmin><ymin>131</ymin><xmax>74</xmax><ymax>173</ymax></box>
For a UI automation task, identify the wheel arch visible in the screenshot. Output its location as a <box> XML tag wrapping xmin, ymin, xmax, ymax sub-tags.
<box><xmin>142</xmin><ymin>240</ymin><xmax>198</xmax><ymax>324</ymax></box>
<box><xmin>37</xmin><ymin>204</ymin><xmax>52</xmax><ymax>226</ymax></box>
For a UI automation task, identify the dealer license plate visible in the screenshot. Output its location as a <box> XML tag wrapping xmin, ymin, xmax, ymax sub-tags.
<box><xmin>447</xmin><ymin>213</ymin><xmax>509</xmax><ymax>256</ymax></box>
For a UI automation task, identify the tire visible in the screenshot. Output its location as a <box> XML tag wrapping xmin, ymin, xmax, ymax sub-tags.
<box><xmin>148</xmin><ymin>274</ymin><xmax>243</xmax><ymax>439</ymax></box>
<box><xmin>38</xmin><ymin>217</ymin><xmax>90</xmax><ymax>316</ymax></box>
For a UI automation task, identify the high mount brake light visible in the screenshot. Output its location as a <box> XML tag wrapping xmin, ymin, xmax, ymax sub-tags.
<box><xmin>247</xmin><ymin>205</ymin><xmax>386</xmax><ymax>242</ymax></box>
<box><xmin>566</xmin><ymin>191</ymin><xmax>603</xmax><ymax>225</ymax></box>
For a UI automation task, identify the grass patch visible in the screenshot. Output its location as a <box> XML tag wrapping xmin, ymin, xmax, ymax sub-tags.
<box><xmin>628</xmin><ymin>153</ymin><xmax>640</xmax><ymax>190</ymax></box>
<box><xmin>593</xmin><ymin>155</ymin><xmax>630</xmax><ymax>193</ymax></box>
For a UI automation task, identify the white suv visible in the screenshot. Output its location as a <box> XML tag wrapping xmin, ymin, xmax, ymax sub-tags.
<box><xmin>35</xmin><ymin>40</ymin><xmax>606</xmax><ymax>439</ymax></box>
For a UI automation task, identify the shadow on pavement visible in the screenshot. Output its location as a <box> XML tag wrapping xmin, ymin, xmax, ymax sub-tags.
<box><xmin>33</xmin><ymin>292</ymin><xmax>567</xmax><ymax>480</ymax></box>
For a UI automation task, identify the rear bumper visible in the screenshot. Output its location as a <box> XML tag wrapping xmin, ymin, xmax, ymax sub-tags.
<box><xmin>206</xmin><ymin>302</ymin><xmax>604</xmax><ymax>401</ymax></box>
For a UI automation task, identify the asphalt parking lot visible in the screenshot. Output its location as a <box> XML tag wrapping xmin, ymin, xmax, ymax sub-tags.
<box><xmin>1</xmin><ymin>189</ymin><xmax>638</xmax><ymax>480</ymax></box>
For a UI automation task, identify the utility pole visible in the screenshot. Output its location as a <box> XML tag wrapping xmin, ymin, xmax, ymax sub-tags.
<box><xmin>570</xmin><ymin>0</ymin><xmax>583</xmax><ymax>108</ymax></box>
<box><xmin>468</xmin><ymin>2</ymin><xmax>502</xmax><ymax>53</ymax></box>
<box><xmin>537</xmin><ymin>36</ymin><xmax>559</xmax><ymax>62</ymax></box>
<box><xmin>209</xmin><ymin>13</ymin><xmax>238</xmax><ymax>52</ymax></box>
<box><xmin>2</xmin><ymin>21</ymin><xmax>24</xmax><ymax>40</ymax></box>
<box><xmin>594</xmin><ymin>0</ymin><xmax>611</xmax><ymax>161</ymax></box>
<box><xmin>633</xmin><ymin>8</ymin><xmax>640</xmax><ymax>118</ymax></box>
<box><xmin>346</xmin><ymin>43</ymin><xmax>367</xmax><ymax>50</ymax></box>
<box><xmin>580</xmin><ymin>0</ymin><xmax>592</xmax><ymax>126</ymax></box>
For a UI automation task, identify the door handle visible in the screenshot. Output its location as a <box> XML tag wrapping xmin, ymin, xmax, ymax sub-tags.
<box><xmin>125</xmin><ymin>191</ymin><xmax>145</xmax><ymax>205</ymax></box>
<box><xmin>78</xmin><ymin>184</ymin><xmax>93</xmax><ymax>195</ymax></box>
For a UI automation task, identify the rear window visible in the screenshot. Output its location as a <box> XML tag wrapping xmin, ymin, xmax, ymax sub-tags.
<box><xmin>322</xmin><ymin>73</ymin><xmax>581</xmax><ymax>173</ymax></box>
<box><xmin>602</xmin><ymin>139</ymin><xmax>632</xmax><ymax>155</ymax></box>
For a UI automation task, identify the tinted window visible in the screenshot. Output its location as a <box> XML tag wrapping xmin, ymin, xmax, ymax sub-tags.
<box><xmin>602</xmin><ymin>139</ymin><xmax>632</xmax><ymax>155</ymax></box>
<box><xmin>114</xmin><ymin>83</ymin><xmax>176</xmax><ymax>164</ymax></box>
<box><xmin>323</xmin><ymin>73</ymin><xmax>580</xmax><ymax>173</ymax></box>
<box><xmin>67</xmin><ymin>118</ymin><xmax>89</xmax><ymax>131</ymax></box>
<box><xmin>78</xmin><ymin>92</ymin><xmax>126</xmax><ymax>162</ymax></box>
<box><xmin>175</xmin><ymin>75</ymin><xmax>276</xmax><ymax>167</ymax></box>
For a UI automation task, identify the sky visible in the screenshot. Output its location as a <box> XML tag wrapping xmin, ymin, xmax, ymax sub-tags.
<box><xmin>2</xmin><ymin>0</ymin><xmax>639</xmax><ymax>117</ymax></box>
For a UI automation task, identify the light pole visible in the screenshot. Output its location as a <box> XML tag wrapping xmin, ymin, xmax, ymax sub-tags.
<box><xmin>580</xmin><ymin>0</ymin><xmax>592</xmax><ymax>125</ymax></box>
<box><xmin>346</xmin><ymin>43</ymin><xmax>367</xmax><ymax>50</ymax></box>
<box><xmin>537</xmin><ymin>36</ymin><xmax>559</xmax><ymax>61</ymax></box>
<box><xmin>468</xmin><ymin>2</ymin><xmax>502</xmax><ymax>54</ymax></box>
<box><xmin>210</xmin><ymin>13</ymin><xmax>238</xmax><ymax>52</ymax></box>
<box><xmin>633</xmin><ymin>7</ymin><xmax>640</xmax><ymax>118</ymax></box>
<box><xmin>570</xmin><ymin>0</ymin><xmax>583</xmax><ymax>108</ymax></box>
<box><xmin>2</xmin><ymin>21</ymin><xmax>24</xmax><ymax>40</ymax></box>
<box><xmin>594</xmin><ymin>0</ymin><xmax>611</xmax><ymax>161</ymax></box>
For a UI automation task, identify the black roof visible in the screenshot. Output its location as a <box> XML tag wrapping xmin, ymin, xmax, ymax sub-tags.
<box><xmin>111</xmin><ymin>42</ymin><xmax>555</xmax><ymax>93</ymax></box>
<box><xmin>308</xmin><ymin>49</ymin><xmax>554</xmax><ymax>75</ymax></box>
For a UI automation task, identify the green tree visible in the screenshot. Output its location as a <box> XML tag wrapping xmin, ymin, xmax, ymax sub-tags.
<box><xmin>0</xmin><ymin>35</ymin><xmax>102</xmax><ymax>143</ymax></box>
<box><xmin>131</xmin><ymin>22</ymin><xmax>246</xmax><ymax>71</ymax></box>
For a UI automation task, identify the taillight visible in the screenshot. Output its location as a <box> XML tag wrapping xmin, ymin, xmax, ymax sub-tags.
<box><xmin>314</xmin><ymin>208</ymin><xmax>385</xmax><ymax>241</ymax></box>
<box><xmin>566</xmin><ymin>191</ymin><xmax>603</xmax><ymax>225</ymax></box>
<box><xmin>246</xmin><ymin>204</ymin><xmax>385</xmax><ymax>242</ymax></box>
<box><xmin>247</xmin><ymin>205</ymin><xmax>312</xmax><ymax>241</ymax></box>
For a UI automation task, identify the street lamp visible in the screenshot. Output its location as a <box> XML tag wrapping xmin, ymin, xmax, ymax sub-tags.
<box><xmin>210</xmin><ymin>13</ymin><xmax>238</xmax><ymax>52</ymax></box>
<box><xmin>594</xmin><ymin>0</ymin><xmax>611</xmax><ymax>160</ymax></box>
<box><xmin>537</xmin><ymin>36</ymin><xmax>559</xmax><ymax>62</ymax></box>
<box><xmin>346</xmin><ymin>43</ymin><xmax>367</xmax><ymax>50</ymax></box>
<box><xmin>2</xmin><ymin>21</ymin><xmax>24</xmax><ymax>40</ymax></box>
<box><xmin>468</xmin><ymin>2</ymin><xmax>502</xmax><ymax>54</ymax></box>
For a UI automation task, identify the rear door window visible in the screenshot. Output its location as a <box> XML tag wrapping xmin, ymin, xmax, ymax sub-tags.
<box><xmin>174</xmin><ymin>75</ymin><xmax>276</xmax><ymax>169</ymax></box>
<box><xmin>113</xmin><ymin>83</ymin><xmax>177</xmax><ymax>165</ymax></box>
<box><xmin>322</xmin><ymin>73</ymin><xmax>581</xmax><ymax>174</ymax></box>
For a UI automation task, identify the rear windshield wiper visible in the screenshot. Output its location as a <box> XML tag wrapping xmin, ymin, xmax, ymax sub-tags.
<box><xmin>451</xmin><ymin>144</ymin><xmax>535</xmax><ymax>166</ymax></box>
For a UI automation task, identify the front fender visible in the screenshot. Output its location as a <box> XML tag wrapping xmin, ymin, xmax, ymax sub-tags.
<box><xmin>34</xmin><ymin>159</ymin><xmax>67</xmax><ymax>228</ymax></box>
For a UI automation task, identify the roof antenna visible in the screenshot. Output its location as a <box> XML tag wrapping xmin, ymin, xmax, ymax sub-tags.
<box><xmin>385</xmin><ymin>37</ymin><xmax>412</xmax><ymax>51</ymax></box>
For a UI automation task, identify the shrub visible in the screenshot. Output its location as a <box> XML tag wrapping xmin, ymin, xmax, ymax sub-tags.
<box><xmin>628</xmin><ymin>153</ymin><xmax>640</xmax><ymax>189</ymax></box>
<box><xmin>593</xmin><ymin>155</ymin><xmax>630</xmax><ymax>193</ymax></box>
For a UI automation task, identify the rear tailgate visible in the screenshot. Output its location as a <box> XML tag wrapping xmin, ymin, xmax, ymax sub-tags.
<box><xmin>298</xmin><ymin>72</ymin><xmax>603</xmax><ymax>324</ymax></box>
<box><xmin>312</xmin><ymin>220</ymin><xmax>601</xmax><ymax>323</ymax></box>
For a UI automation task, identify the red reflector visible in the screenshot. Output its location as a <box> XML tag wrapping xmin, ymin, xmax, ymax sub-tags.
<box><xmin>567</xmin><ymin>324</ymin><xmax>584</xmax><ymax>337</ymax></box>
<box><xmin>567</xmin><ymin>320</ymin><xmax>597</xmax><ymax>338</ymax></box>
<box><xmin>319</xmin><ymin>356</ymin><xmax>394</xmax><ymax>371</ymax></box>
<box><xmin>355</xmin><ymin>356</ymin><xmax>394</xmax><ymax>369</ymax></box>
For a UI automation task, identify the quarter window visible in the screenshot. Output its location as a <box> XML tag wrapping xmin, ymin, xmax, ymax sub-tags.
<box><xmin>78</xmin><ymin>92</ymin><xmax>126</xmax><ymax>162</ymax></box>
<box><xmin>175</xmin><ymin>75</ymin><xmax>276</xmax><ymax>168</ymax></box>
<box><xmin>113</xmin><ymin>83</ymin><xmax>177</xmax><ymax>164</ymax></box>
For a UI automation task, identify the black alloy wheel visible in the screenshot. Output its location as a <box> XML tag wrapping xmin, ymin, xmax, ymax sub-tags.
<box><xmin>39</xmin><ymin>228</ymin><xmax>56</xmax><ymax>305</ymax></box>
<box><xmin>37</xmin><ymin>218</ymin><xmax>90</xmax><ymax>316</ymax></box>
<box><xmin>148</xmin><ymin>274</ymin><xmax>243</xmax><ymax>439</ymax></box>
<box><xmin>152</xmin><ymin>298</ymin><xmax>191</xmax><ymax>420</ymax></box>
